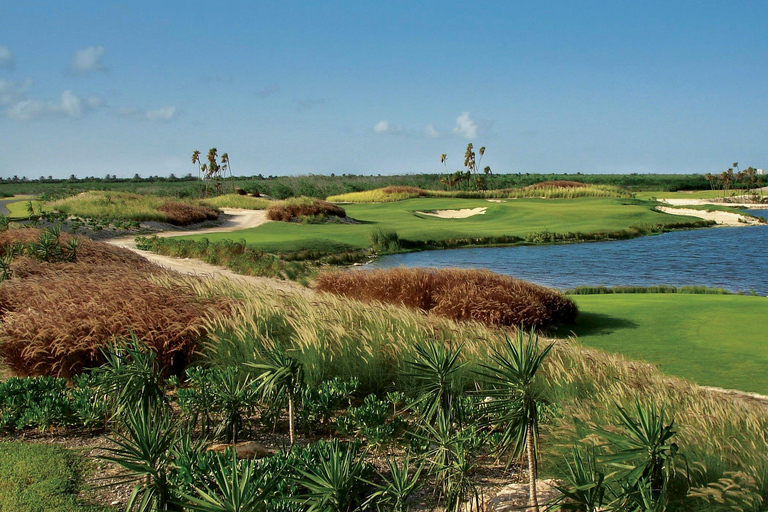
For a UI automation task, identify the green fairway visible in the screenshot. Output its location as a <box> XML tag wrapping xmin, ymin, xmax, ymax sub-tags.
<box><xmin>171</xmin><ymin>197</ymin><xmax>703</xmax><ymax>252</ymax></box>
<box><xmin>560</xmin><ymin>294</ymin><xmax>768</xmax><ymax>393</ymax></box>
<box><xmin>5</xmin><ymin>199</ymin><xmax>50</xmax><ymax>219</ymax></box>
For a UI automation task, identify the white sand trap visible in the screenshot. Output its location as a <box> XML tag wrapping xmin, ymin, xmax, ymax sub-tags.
<box><xmin>656</xmin><ymin>206</ymin><xmax>762</xmax><ymax>227</ymax></box>
<box><xmin>419</xmin><ymin>207</ymin><xmax>487</xmax><ymax>218</ymax></box>
<box><xmin>486</xmin><ymin>199</ymin><xmax>505</xmax><ymax>203</ymax></box>
<box><xmin>660</xmin><ymin>198</ymin><xmax>768</xmax><ymax>209</ymax></box>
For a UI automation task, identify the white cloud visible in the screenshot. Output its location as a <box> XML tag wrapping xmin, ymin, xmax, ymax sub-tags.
<box><xmin>0</xmin><ymin>46</ymin><xmax>14</xmax><ymax>70</ymax></box>
<box><xmin>374</xmin><ymin>120</ymin><xmax>389</xmax><ymax>133</ymax></box>
<box><xmin>70</xmin><ymin>46</ymin><xmax>108</xmax><ymax>74</ymax></box>
<box><xmin>5</xmin><ymin>89</ymin><xmax>103</xmax><ymax>121</ymax></box>
<box><xmin>119</xmin><ymin>105</ymin><xmax>177</xmax><ymax>122</ymax></box>
<box><xmin>145</xmin><ymin>106</ymin><xmax>176</xmax><ymax>121</ymax></box>
<box><xmin>424</xmin><ymin>123</ymin><xmax>440</xmax><ymax>138</ymax></box>
<box><xmin>0</xmin><ymin>78</ymin><xmax>31</xmax><ymax>106</ymax></box>
<box><xmin>453</xmin><ymin>111</ymin><xmax>477</xmax><ymax>139</ymax></box>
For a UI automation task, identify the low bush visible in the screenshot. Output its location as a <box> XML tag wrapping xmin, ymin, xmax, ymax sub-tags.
<box><xmin>267</xmin><ymin>196</ymin><xmax>347</xmax><ymax>222</ymax></box>
<box><xmin>200</xmin><ymin>194</ymin><xmax>270</xmax><ymax>210</ymax></box>
<box><xmin>0</xmin><ymin>229</ymin><xmax>229</xmax><ymax>377</ymax></box>
<box><xmin>157</xmin><ymin>201</ymin><xmax>218</xmax><ymax>225</ymax></box>
<box><xmin>314</xmin><ymin>268</ymin><xmax>578</xmax><ymax>330</ymax></box>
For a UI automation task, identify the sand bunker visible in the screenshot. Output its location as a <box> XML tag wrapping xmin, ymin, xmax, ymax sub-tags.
<box><xmin>660</xmin><ymin>198</ymin><xmax>768</xmax><ymax>209</ymax></box>
<box><xmin>657</xmin><ymin>206</ymin><xmax>762</xmax><ymax>227</ymax></box>
<box><xmin>419</xmin><ymin>207</ymin><xmax>487</xmax><ymax>218</ymax></box>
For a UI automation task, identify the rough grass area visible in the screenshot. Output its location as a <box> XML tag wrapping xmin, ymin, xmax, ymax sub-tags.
<box><xmin>327</xmin><ymin>184</ymin><xmax>630</xmax><ymax>203</ymax></box>
<box><xmin>0</xmin><ymin>442</ymin><xmax>110</xmax><ymax>512</ymax></box>
<box><xmin>0</xmin><ymin>228</ymin><xmax>228</xmax><ymax>377</ymax></box>
<box><xmin>199</xmin><ymin>193</ymin><xmax>271</xmax><ymax>210</ymax></box>
<box><xmin>49</xmin><ymin>191</ymin><xmax>220</xmax><ymax>226</ymax></box>
<box><xmin>266</xmin><ymin>196</ymin><xmax>347</xmax><ymax>222</ymax></box>
<box><xmin>314</xmin><ymin>268</ymin><xmax>578</xmax><ymax>330</ymax></box>
<box><xmin>560</xmin><ymin>293</ymin><xmax>768</xmax><ymax>393</ymax></box>
<box><xmin>157</xmin><ymin>201</ymin><xmax>218</xmax><ymax>225</ymax></box>
<box><xmin>171</xmin><ymin>197</ymin><xmax>713</xmax><ymax>253</ymax></box>
<box><xmin>176</xmin><ymin>274</ymin><xmax>768</xmax><ymax>507</ymax></box>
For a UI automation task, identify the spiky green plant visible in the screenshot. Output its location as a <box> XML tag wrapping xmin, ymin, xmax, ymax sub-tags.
<box><xmin>295</xmin><ymin>439</ymin><xmax>367</xmax><ymax>512</ymax></box>
<box><xmin>403</xmin><ymin>339</ymin><xmax>467</xmax><ymax>425</ymax></box>
<box><xmin>100</xmin><ymin>404</ymin><xmax>181</xmax><ymax>512</ymax></box>
<box><xmin>250</xmin><ymin>344</ymin><xmax>304</xmax><ymax>444</ymax></box>
<box><xmin>549</xmin><ymin>449</ymin><xmax>606</xmax><ymax>511</ymax></box>
<box><xmin>211</xmin><ymin>368</ymin><xmax>259</xmax><ymax>444</ymax></box>
<box><xmin>180</xmin><ymin>450</ymin><xmax>278</xmax><ymax>512</ymax></box>
<box><xmin>478</xmin><ymin>330</ymin><xmax>553</xmax><ymax>512</ymax></box>
<box><xmin>364</xmin><ymin>456</ymin><xmax>423</xmax><ymax>512</ymax></box>
<box><xmin>96</xmin><ymin>335</ymin><xmax>168</xmax><ymax>417</ymax></box>
<box><xmin>598</xmin><ymin>401</ymin><xmax>682</xmax><ymax>502</ymax></box>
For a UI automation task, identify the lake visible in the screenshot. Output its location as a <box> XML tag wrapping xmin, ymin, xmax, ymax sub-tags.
<box><xmin>369</xmin><ymin>210</ymin><xmax>768</xmax><ymax>294</ymax></box>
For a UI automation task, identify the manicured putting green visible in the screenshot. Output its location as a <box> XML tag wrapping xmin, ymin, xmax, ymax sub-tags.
<box><xmin>562</xmin><ymin>294</ymin><xmax>768</xmax><ymax>394</ymax></box>
<box><xmin>172</xmin><ymin>197</ymin><xmax>701</xmax><ymax>252</ymax></box>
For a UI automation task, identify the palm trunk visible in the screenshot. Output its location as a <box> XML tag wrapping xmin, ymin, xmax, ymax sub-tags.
<box><xmin>288</xmin><ymin>394</ymin><xmax>295</xmax><ymax>445</ymax></box>
<box><xmin>527</xmin><ymin>420</ymin><xmax>539</xmax><ymax>512</ymax></box>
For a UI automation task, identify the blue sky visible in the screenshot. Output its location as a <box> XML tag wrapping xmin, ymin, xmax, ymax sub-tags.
<box><xmin>1</xmin><ymin>1</ymin><xmax>766</xmax><ymax>179</ymax></box>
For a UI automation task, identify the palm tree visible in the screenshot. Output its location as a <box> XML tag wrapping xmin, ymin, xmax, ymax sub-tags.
<box><xmin>479</xmin><ymin>330</ymin><xmax>553</xmax><ymax>512</ymax></box>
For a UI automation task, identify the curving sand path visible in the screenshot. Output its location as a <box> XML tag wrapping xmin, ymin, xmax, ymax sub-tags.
<box><xmin>656</xmin><ymin>206</ymin><xmax>763</xmax><ymax>227</ymax></box>
<box><xmin>105</xmin><ymin>208</ymin><xmax>303</xmax><ymax>293</ymax></box>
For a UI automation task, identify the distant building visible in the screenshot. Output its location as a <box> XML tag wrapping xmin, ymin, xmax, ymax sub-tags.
<box><xmin>758</xmin><ymin>169</ymin><xmax>764</xmax><ymax>175</ymax></box>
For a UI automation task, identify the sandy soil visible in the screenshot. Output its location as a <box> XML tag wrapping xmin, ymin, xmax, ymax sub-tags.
<box><xmin>419</xmin><ymin>207</ymin><xmax>488</xmax><ymax>218</ymax></box>
<box><xmin>660</xmin><ymin>198</ymin><xmax>768</xmax><ymax>209</ymax></box>
<box><xmin>656</xmin><ymin>206</ymin><xmax>763</xmax><ymax>226</ymax></box>
<box><xmin>105</xmin><ymin>208</ymin><xmax>303</xmax><ymax>294</ymax></box>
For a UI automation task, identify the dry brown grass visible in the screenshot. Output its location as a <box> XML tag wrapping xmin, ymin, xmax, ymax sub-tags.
<box><xmin>528</xmin><ymin>180</ymin><xmax>589</xmax><ymax>189</ymax></box>
<box><xmin>266</xmin><ymin>197</ymin><xmax>347</xmax><ymax>222</ymax></box>
<box><xmin>0</xmin><ymin>229</ymin><xmax>229</xmax><ymax>377</ymax></box>
<box><xmin>157</xmin><ymin>201</ymin><xmax>219</xmax><ymax>226</ymax></box>
<box><xmin>314</xmin><ymin>268</ymin><xmax>577</xmax><ymax>330</ymax></box>
<box><xmin>381</xmin><ymin>186</ymin><xmax>427</xmax><ymax>195</ymax></box>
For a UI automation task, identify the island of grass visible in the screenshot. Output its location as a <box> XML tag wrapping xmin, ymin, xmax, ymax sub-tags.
<box><xmin>168</xmin><ymin>196</ymin><xmax>714</xmax><ymax>253</ymax></box>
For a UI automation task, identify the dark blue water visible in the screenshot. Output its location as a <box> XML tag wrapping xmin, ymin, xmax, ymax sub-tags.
<box><xmin>369</xmin><ymin>210</ymin><xmax>768</xmax><ymax>295</ymax></box>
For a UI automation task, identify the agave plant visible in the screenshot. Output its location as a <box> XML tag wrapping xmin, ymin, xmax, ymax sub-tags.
<box><xmin>249</xmin><ymin>344</ymin><xmax>304</xmax><ymax>444</ymax></box>
<box><xmin>180</xmin><ymin>449</ymin><xmax>278</xmax><ymax>512</ymax></box>
<box><xmin>478</xmin><ymin>330</ymin><xmax>553</xmax><ymax>512</ymax></box>
<box><xmin>95</xmin><ymin>335</ymin><xmax>168</xmax><ymax>417</ymax></box>
<box><xmin>364</xmin><ymin>456</ymin><xmax>423</xmax><ymax>512</ymax></box>
<box><xmin>599</xmin><ymin>400</ymin><xmax>682</xmax><ymax>502</ymax></box>
<box><xmin>100</xmin><ymin>404</ymin><xmax>181</xmax><ymax>512</ymax></box>
<box><xmin>403</xmin><ymin>338</ymin><xmax>467</xmax><ymax>425</ymax></box>
<box><xmin>295</xmin><ymin>439</ymin><xmax>368</xmax><ymax>512</ymax></box>
<box><xmin>549</xmin><ymin>449</ymin><xmax>606</xmax><ymax>511</ymax></box>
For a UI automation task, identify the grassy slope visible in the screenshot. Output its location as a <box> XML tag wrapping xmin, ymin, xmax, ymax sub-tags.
<box><xmin>0</xmin><ymin>442</ymin><xmax>112</xmax><ymax>512</ymax></box>
<box><xmin>171</xmin><ymin>197</ymin><xmax>701</xmax><ymax>252</ymax></box>
<box><xmin>635</xmin><ymin>190</ymin><xmax>744</xmax><ymax>200</ymax></box>
<box><xmin>561</xmin><ymin>294</ymin><xmax>768</xmax><ymax>393</ymax></box>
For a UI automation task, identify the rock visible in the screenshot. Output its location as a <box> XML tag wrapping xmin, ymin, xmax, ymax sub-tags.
<box><xmin>206</xmin><ymin>441</ymin><xmax>274</xmax><ymax>459</ymax></box>
<box><xmin>487</xmin><ymin>479</ymin><xmax>561</xmax><ymax>512</ymax></box>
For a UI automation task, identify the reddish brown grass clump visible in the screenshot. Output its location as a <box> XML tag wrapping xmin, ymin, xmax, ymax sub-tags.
<box><xmin>314</xmin><ymin>268</ymin><xmax>577</xmax><ymax>330</ymax></box>
<box><xmin>528</xmin><ymin>180</ymin><xmax>589</xmax><ymax>189</ymax></box>
<box><xmin>158</xmin><ymin>201</ymin><xmax>219</xmax><ymax>225</ymax></box>
<box><xmin>0</xmin><ymin>228</ymin><xmax>228</xmax><ymax>377</ymax></box>
<box><xmin>267</xmin><ymin>197</ymin><xmax>347</xmax><ymax>222</ymax></box>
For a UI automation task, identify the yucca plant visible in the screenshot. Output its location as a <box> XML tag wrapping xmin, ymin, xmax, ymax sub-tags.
<box><xmin>100</xmin><ymin>404</ymin><xmax>181</xmax><ymax>512</ymax></box>
<box><xmin>549</xmin><ymin>449</ymin><xmax>606</xmax><ymax>511</ymax></box>
<box><xmin>363</xmin><ymin>456</ymin><xmax>423</xmax><ymax>512</ymax></box>
<box><xmin>95</xmin><ymin>335</ymin><xmax>168</xmax><ymax>418</ymax></box>
<box><xmin>180</xmin><ymin>449</ymin><xmax>278</xmax><ymax>512</ymax></box>
<box><xmin>599</xmin><ymin>401</ymin><xmax>682</xmax><ymax>503</ymax></box>
<box><xmin>478</xmin><ymin>330</ymin><xmax>553</xmax><ymax>512</ymax></box>
<box><xmin>211</xmin><ymin>368</ymin><xmax>260</xmax><ymax>444</ymax></box>
<box><xmin>403</xmin><ymin>338</ymin><xmax>467</xmax><ymax>425</ymax></box>
<box><xmin>250</xmin><ymin>344</ymin><xmax>304</xmax><ymax>444</ymax></box>
<box><xmin>295</xmin><ymin>439</ymin><xmax>368</xmax><ymax>512</ymax></box>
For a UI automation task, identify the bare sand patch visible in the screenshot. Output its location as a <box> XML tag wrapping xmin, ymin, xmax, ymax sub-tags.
<box><xmin>657</xmin><ymin>206</ymin><xmax>762</xmax><ymax>226</ymax></box>
<box><xmin>661</xmin><ymin>198</ymin><xmax>768</xmax><ymax>209</ymax></box>
<box><xmin>419</xmin><ymin>207</ymin><xmax>487</xmax><ymax>218</ymax></box>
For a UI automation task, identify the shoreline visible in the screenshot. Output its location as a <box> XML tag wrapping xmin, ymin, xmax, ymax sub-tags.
<box><xmin>656</xmin><ymin>206</ymin><xmax>764</xmax><ymax>227</ymax></box>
